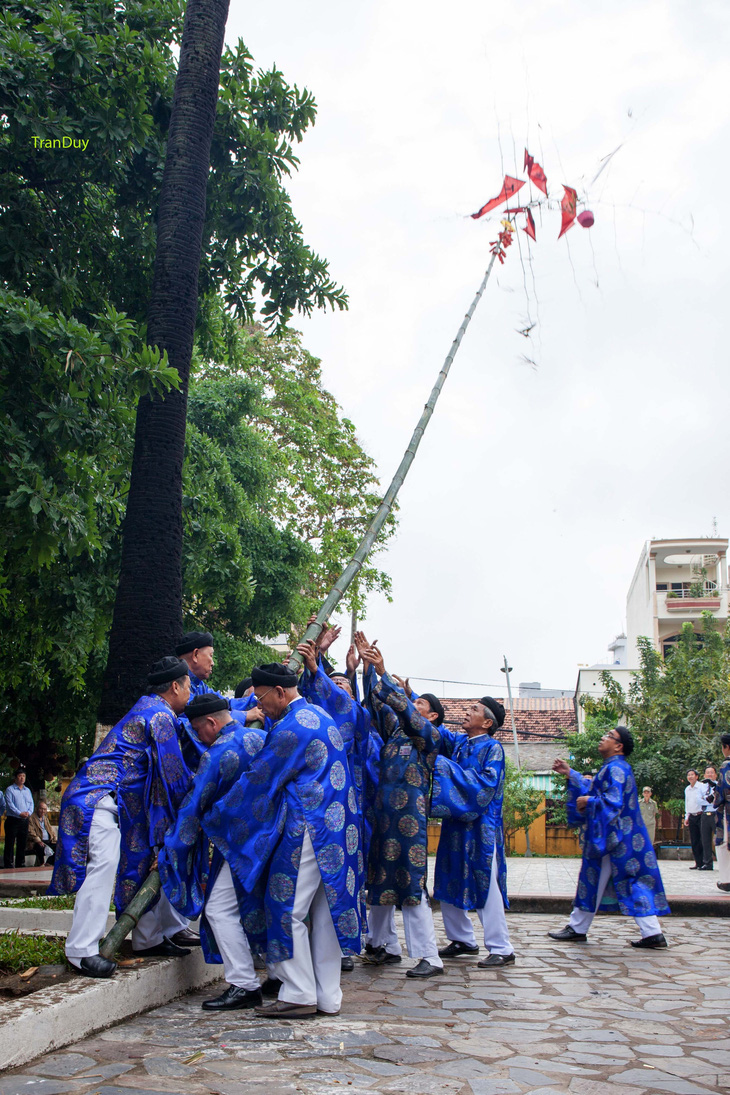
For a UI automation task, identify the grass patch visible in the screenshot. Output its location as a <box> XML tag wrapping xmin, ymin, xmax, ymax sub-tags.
<box><xmin>0</xmin><ymin>932</ymin><xmax>67</xmax><ymax>974</ymax></box>
<box><xmin>0</xmin><ymin>895</ymin><xmax>78</xmax><ymax>910</ymax></box>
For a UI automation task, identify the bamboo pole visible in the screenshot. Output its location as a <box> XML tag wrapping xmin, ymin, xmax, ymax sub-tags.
<box><xmin>102</xmin><ymin>249</ymin><xmax>499</xmax><ymax>951</ymax></box>
<box><xmin>286</xmin><ymin>249</ymin><xmax>500</xmax><ymax>670</ymax></box>
<box><xmin>100</xmin><ymin>869</ymin><xmax>161</xmax><ymax>959</ymax></box>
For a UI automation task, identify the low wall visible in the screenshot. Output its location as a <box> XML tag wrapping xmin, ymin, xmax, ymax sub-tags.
<box><xmin>0</xmin><ymin>950</ymin><xmax>222</xmax><ymax>1072</ymax></box>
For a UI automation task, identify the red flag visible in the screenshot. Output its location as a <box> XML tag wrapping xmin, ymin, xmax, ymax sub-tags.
<box><xmin>524</xmin><ymin>149</ymin><xmax>548</xmax><ymax>195</ymax></box>
<box><xmin>523</xmin><ymin>208</ymin><xmax>536</xmax><ymax>241</ymax></box>
<box><xmin>558</xmin><ymin>185</ymin><xmax>577</xmax><ymax>238</ymax></box>
<box><xmin>471</xmin><ymin>175</ymin><xmax>525</xmax><ymax>219</ymax></box>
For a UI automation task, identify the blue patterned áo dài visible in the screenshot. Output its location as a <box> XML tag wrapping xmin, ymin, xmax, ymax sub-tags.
<box><xmin>300</xmin><ymin>662</ymin><xmax>382</xmax><ymax>864</ymax></box>
<box><xmin>372</xmin><ymin>673</ymin><xmax>508</xmax><ymax>911</ymax></box>
<box><xmin>566</xmin><ymin>756</ymin><xmax>670</xmax><ymax>918</ymax></box>
<box><xmin>158</xmin><ymin>722</ymin><xmax>268</xmax><ymax>963</ymax></box>
<box><xmin>365</xmin><ymin>669</ymin><xmax>433</xmax><ymax>908</ymax></box>
<box><xmin>49</xmin><ymin>694</ymin><xmax>193</xmax><ymax>913</ymax></box>
<box><xmin>206</xmin><ymin>697</ymin><xmax>362</xmax><ymax>960</ymax></box>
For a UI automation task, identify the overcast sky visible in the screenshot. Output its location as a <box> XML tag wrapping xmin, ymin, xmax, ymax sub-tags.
<box><xmin>226</xmin><ymin>0</ymin><xmax>730</xmax><ymax>697</ymax></box>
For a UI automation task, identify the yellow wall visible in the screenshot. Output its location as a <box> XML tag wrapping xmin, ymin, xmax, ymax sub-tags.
<box><xmin>428</xmin><ymin>803</ymin><xmax>581</xmax><ymax>857</ymax></box>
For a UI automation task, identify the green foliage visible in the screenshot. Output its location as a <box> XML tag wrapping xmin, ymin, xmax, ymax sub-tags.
<box><xmin>0</xmin><ymin>931</ymin><xmax>67</xmax><ymax>973</ymax></box>
<box><xmin>502</xmin><ymin>759</ymin><xmax>545</xmax><ymax>838</ymax></box>
<box><xmin>572</xmin><ymin>617</ymin><xmax>730</xmax><ymax>805</ymax></box>
<box><xmin>0</xmin><ymin>0</ymin><xmax>345</xmax><ymax>327</ymax></box>
<box><xmin>0</xmin><ymin>894</ymin><xmax>79</xmax><ymax>909</ymax></box>
<box><xmin>0</xmin><ymin>3</ymin><xmax>382</xmax><ymax>778</ymax></box>
<box><xmin>196</xmin><ymin>323</ymin><xmax>396</xmax><ymax>616</ymax></box>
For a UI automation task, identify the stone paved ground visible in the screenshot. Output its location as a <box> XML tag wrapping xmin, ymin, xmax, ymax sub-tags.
<box><xmin>505</xmin><ymin>857</ymin><xmax>726</xmax><ymax>898</ymax></box>
<box><xmin>2</xmin><ymin>913</ymin><xmax>729</xmax><ymax>1095</ymax></box>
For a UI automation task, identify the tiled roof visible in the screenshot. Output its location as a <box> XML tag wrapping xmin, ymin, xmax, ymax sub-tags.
<box><xmin>441</xmin><ymin>696</ymin><xmax>575</xmax><ymax>741</ymax></box>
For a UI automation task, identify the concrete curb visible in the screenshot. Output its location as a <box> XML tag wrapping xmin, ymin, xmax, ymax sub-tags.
<box><xmin>503</xmin><ymin>893</ymin><xmax>730</xmax><ymax>917</ymax></box>
<box><xmin>0</xmin><ymin>950</ymin><xmax>222</xmax><ymax>1072</ymax></box>
<box><xmin>0</xmin><ymin>908</ymin><xmax>115</xmax><ymax>934</ymax></box>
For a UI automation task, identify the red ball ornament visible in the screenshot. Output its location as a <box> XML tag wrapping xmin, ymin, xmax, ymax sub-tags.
<box><xmin>577</xmin><ymin>210</ymin><xmax>594</xmax><ymax>228</ymax></box>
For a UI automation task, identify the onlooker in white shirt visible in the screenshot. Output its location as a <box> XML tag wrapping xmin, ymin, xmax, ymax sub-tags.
<box><xmin>3</xmin><ymin>767</ymin><xmax>35</xmax><ymax>868</ymax></box>
<box><xmin>684</xmin><ymin>770</ymin><xmax>704</xmax><ymax>870</ymax></box>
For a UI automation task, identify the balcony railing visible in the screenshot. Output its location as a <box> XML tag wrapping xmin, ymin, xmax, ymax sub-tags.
<box><xmin>663</xmin><ymin>582</ymin><xmax>719</xmax><ymax>600</ymax></box>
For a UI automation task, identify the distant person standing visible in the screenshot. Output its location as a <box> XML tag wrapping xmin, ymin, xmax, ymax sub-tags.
<box><xmin>639</xmin><ymin>787</ymin><xmax>658</xmax><ymax>845</ymax></box>
<box><xmin>684</xmin><ymin>770</ymin><xmax>704</xmax><ymax>870</ymax></box>
<box><xmin>3</xmin><ymin>767</ymin><xmax>34</xmax><ymax>868</ymax></box>
<box><xmin>698</xmin><ymin>766</ymin><xmax>718</xmax><ymax>871</ymax></box>
<box><xmin>715</xmin><ymin>734</ymin><xmax>730</xmax><ymax>893</ymax></box>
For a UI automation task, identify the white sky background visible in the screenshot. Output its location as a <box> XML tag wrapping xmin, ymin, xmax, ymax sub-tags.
<box><xmin>226</xmin><ymin>0</ymin><xmax>730</xmax><ymax>697</ymax></box>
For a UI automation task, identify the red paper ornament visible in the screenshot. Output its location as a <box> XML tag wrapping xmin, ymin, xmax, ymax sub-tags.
<box><xmin>577</xmin><ymin>210</ymin><xmax>594</xmax><ymax>228</ymax></box>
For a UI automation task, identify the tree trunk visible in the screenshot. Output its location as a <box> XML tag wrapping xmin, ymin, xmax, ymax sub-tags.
<box><xmin>98</xmin><ymin>0</ymin><xmax>230</xmax><ymax>724</ymax></box>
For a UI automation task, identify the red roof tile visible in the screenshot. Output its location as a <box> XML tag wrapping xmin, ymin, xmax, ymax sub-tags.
<box><xmin>441</xmin><ymin>697</ymin><xmax>575</xmax><ymax>741</ymax></box>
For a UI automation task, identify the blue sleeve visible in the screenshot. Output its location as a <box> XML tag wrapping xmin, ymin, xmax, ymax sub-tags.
<box><xmin>300</xmin><ymin>664</ymin><xmax>356</xmax><ymax>752</ymax></box>
<box><xmin>362</xmin><ymin>664</ymin><xmax>399</xmax><ymax>743</ymax></box>
<box><xmin>431</xmin><ymin>741</ymin><xmax>504</xmax><ymax>821</ymax></box>
<box><xmin>564</xmin><ymin>768</ymin><xmax>593</xmax><ymax>827</ymax></box>
<box><xmin>373</xmin><ymin>671</ymin><xmax>455</xmax><ymax>755</ymax></box>
<box><xmin>579</xmin><ymin>765</ymin><xmax>625</xmax><ymax>856</ymax></box>
<box><xmin>146</xmin><ymin>713</ymin><xmax>195</xmax><ymax>848</ymax></box>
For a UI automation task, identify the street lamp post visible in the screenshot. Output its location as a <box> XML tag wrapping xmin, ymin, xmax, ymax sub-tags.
<box><xmin>501</xmin><ymin>656</ymin><xmax>532</xmax><ymax>857</ymax></box>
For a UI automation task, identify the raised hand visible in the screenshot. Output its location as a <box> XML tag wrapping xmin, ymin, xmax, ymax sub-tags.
<box><xmin>362</xmin><ymin>643</ymin><xmax>385</xmax><ymax>676</ymax></box>
<box><xmin>393</xmin><ymin>674</ymin><xmax>412</xmax><ymax>697</ymax></box>
<box><xmin>319</xmin><ymin>624</ymin><xmax>342</xmax><ymax>654</ymax></box>
<box><xmin>346</xmin><ymin>643</ymin><xmax>361</xmax><ymax>675</ymax></box>
<box><xmin>296</xmin><ymin>640</ymin><xmax>319</xmax><ymax>674</ymax></box>
<box><xmin>552</xmin><ymin>757</ymin><xmax>570</xmax><ymax>777</ymax></box>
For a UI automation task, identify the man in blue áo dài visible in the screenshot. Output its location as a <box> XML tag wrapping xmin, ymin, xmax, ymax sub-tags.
<box><xmin>175</xmin><ymin>630</ymin><xmax>259</xmax><ymax>723</ymax></box>
<box><xmin>207</xmin><ymin>662</ymin><xmax>361</xmax><ymax>1019</ymax></box>
<box><xmin>159</xmin><ymin>693</ymin><xmax>268</xmax><ymax>1011</ymax></box>
<box><xmin>549</xmin><ymin>725</ymin><xmax>670</xmax><ymax>948</ymax></box>
<box><xmin>297</xmin><ymin>638</ymin><xmax>383</xmax><ymax>974</ymax></box>
<box><xmin>397</xmin><ymin>695</ymin><xmax>516</xmax><ymax>968</ymax></box>
<box><xmin>49</xmin><ymin>656</ymin><xmax>194</xmax><ymax>977</ymax></box>
<box><xmin>356</xmin><ymin>636</ymin><xmax>445</xmax><ymax>979</ymax></box>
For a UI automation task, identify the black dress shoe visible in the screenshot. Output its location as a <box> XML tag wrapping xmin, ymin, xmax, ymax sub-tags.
<box><xmin>76</xmin><ymin>955</ymin><xmax>117</xmax><ymax>978</ymax></box>
<box><xmin>477</xmin><ymin>952</ymin><xmax>516</xmax><ymax>968</ymax></box>
<box><xmin>717</xmin><ymin>882</ymin><xmax>730</xmax><ymax>892</ymax></box>
<box><xmin>548</xmin><ymin>925</ymin><xmax>587</xmax><ymax>942</ymax></box>
<box><xmin>341</xmin><ymin>956</ymin><xmax>354</xmax><ymax>972</ymax></box>
<box><xmin>439</xmin><ymin>940</ymin><xmax>479</xmax><ymax>958</ymax></box>
<box><xmin>406</xmin><ymin>959</ymin><xmax>444</xmax><ymax>978</ymax></box>
<box><xmin>630</xmin><ymin>933</ymin><xmax>667</xmax><ymax>949</ymax></box>
<box><xmin>689</xmin><ymin>865</ymin><xmax>701</xmax><ymax>870</ymax></box>
<box><xmin>202</xmin><ymin>985</ymin><xmax>262</xmax><ymax>1010</ymax></box>
<box><xmin>699</xmin><ymin>865</ymin><xmax>713</xmax><ymax>871</ymax></box>
<box><xmin>133</xmin><ymin>938</ymin><xmax>191</xmax><ymax>958</ymax></box>
<box><xmin>171</xmin><ymin>928</ymin><xmax>202</xmax><ymax>946</ymax></box>
<box><xmin>261</xmin><ymin>976</ymin><xmax>283</xmax><ymax>997</ymax></box>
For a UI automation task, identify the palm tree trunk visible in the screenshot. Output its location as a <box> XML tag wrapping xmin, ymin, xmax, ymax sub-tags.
<box><xmin>98</xmin><ymin>0</ymin><xmax>230</xmax><ymax>724</ymax></box>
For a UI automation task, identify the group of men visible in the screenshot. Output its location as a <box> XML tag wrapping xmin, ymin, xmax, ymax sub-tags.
<box><xmin>45</xmin><ymin>624</ymin><xmax>730</xmax><ymax>1018</ymax></box>
<box><xmin>1</xmin><ymin>768</ymin><xmax>57</xmax><ymax>868</ymax></box>
<box><xmin>684</xmin><ymin>762</ymin><xmax>730</xmax><ymax>882</ymax></box>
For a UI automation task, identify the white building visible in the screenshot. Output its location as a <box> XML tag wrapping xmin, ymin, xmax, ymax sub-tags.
<box><xmin>626</xmin><ymin>537</ymin><xmax>728</xmax><ymax>664</ymax></box>
<box><xmin>575</xmin><ymin>536</ymin><xmax>728</xmax><ymax>728</ymax></box>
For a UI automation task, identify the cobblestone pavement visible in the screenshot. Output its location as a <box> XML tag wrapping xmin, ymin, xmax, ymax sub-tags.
<box><xmin>2</xmin><ymin>913</ymin><xmax>729</xmax><ymax>1095</ymax></box>
<box><xmin>505</xmin><ymin>857</ymin><xmax>727</xmax><ymax>898</ymax></box>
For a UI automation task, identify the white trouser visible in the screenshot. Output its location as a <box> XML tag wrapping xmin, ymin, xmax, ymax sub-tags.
<box><xmin>569</xmin><ymin>854</ymin><xmax>661</xmax><ymax>938</ymax></box>
<box><xmin>132</xmin><ymin>889</ymin><xmax>189</xmax><ymax>951</ymax></box>
<box><xmin>367</xmin><ymin>891</ymin><xmax>443</xmax><ymax>966</ymax></box>
<box><xmin>366</xmin><ymin>904</ymin><xmax>402</xmax><ymax>955</ymax></box>
<box><xmin>66</xmin><ymin>796</ymin><xmax>120</xmax><ymax>962</ymax></box>
<box><xmin>270</xmin><ymin>832</ymin><xmax>342</xmax><ymax>1013</ymax></box>
<box><xmin>204</xmin><ymin>861</ymin><xmax>259</xmax><ymax>990</ymax></box>
<box><xmin>717</xmin><ymin>816</ymin><xmax>730</xmax><ymax>884</ymax></box>
<box><xmin>441</xmin><ymin>849</ymin><xmax>513</xmax><ymax>956</ymax></box>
